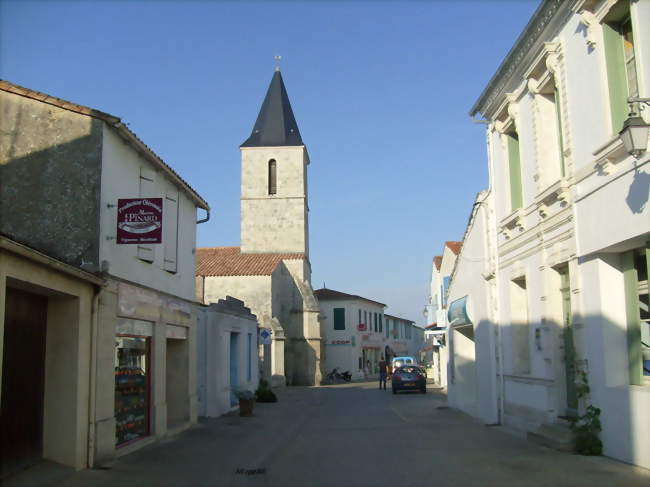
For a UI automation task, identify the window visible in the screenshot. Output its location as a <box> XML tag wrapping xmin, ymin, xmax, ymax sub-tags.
<box><xmin>510</xmin><ymin>276</ymin><xmax>530</xmax><ymax>374</ymax></box>
<box><xmin>603</xmin><ymin>3</ymin><xmax>639</xmax><ymax>133</ymax></box>
<box><xmin>385</xmin><ymin>317</ymin><xmax>389</xmax><ymax>338</ymax></box>
<box><xmin>374</xmin><ymin>312</ymin><xmax>378</xmax><ymax>332</ymax></box>
<box><xmin>268</xmin><ymin>159</ymin><xmax>277</xmax><ymax>195</ymax></box>
<box><xmin>379</xmin><ymin>314</ymin><xmax>383</xmax><ymax>333</ymax></box>
<box><xmin>442</xmin><ymin>276</ymin><xmax>451</xmax><ymax>307</ymax></box>
<box><xmin>506</xmin><ymin>130</ymin><xmax>523</xmax><ymax>211</ymax></box>
<box><xmin>364</xmin><ymin>310</ymin><xmax>367</xmax><ymax>328</ymax></box>
<box><xmin>623</xmin><ymin>245</ymin><xmax>649</xmax><ymax>384</ymax></box>
<box><xmin>535</xmin><ymin>79</ymin><xmax>566</xmax><ymax>182</ymax></box>
<box><xmin>334</xmin><ymin>308</ymin><xmax>345</xmax><ymax>330</ymax></box>
<box><xmin>358</xmin><ymin>309</ymin><xmax>361</xmax><ymax>325</ymax></box>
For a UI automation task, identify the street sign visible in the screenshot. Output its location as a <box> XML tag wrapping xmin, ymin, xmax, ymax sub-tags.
<box><xmin>259</xmin><ymin>328</ymin><xmax>273</xmax><ymax>345</ymax></box>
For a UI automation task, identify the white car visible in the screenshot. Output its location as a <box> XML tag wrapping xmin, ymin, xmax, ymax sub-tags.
<box><xmin>391</xmin><ymin>356</ymin><xmax>417</xmax><ymax>369</ymax></box>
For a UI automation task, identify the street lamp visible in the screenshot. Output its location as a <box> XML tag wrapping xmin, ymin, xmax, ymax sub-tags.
<box><xmin>619</xmin><ymin>97</ymin><xmax>650</xmax><ymax>158</ymax></box>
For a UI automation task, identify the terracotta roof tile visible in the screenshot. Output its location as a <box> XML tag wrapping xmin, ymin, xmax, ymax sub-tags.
<box><xmin>445</xmin><ymin>241</ymin><xmax>462</xmax><ymax>255</ymax></box>
<box><xmin>196</xmin><ymin>247</ymin><xmax>304</xmax><ymax>277</ymax></box>
<box><xmin>433</xmin><ymin>256</ymin><xmax>443</xmax><ymax>270</ymax></box>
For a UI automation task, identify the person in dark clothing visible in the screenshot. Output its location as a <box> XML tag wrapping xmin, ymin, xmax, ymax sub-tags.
<box><xmin>378</xmin><ymin>355</ymin><xmax>387</xmax><ymax>390</ymax></box>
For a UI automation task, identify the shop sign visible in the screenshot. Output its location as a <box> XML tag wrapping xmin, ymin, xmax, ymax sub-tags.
<box><xmin>116</xmin><ymin>198</ymin><xmax>163</xmax><ymax>244</ymax></box>
<box><xmin>448</xmin><ymin>296</ymin><xmax>471</xmax><ymax>326</ymax></box>
<box><xmin>357</xmin><ymin>323</ymin><xmax>367</xmax><ymax>331</ymax></box>
<box><xmin>259</xmin><ymin>328</ymin><xmax>273</xmax><ymax>345</ymax></box>
<box><xmin>327</xmin><ymin>339</ymin><xmax>351</xmax><ymax>346</ymax></box>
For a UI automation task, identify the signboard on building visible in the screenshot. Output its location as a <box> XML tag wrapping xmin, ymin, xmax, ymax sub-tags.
<box><xmin>357</xmin><ymin>323</ymin><xmax>367</xmax><ymax>331</ymax></box>
<box><xmin>259</xmin><ymin>328</ymin><xmax>273</xmax><ymax>345</ymax></box>
<box><xmin>448</xmin><ymin>296</ymin><xmax>471</xmax><ymax>326</ymax></box>
<box><xmin>116</xmin><ymin>198</ymin><xmax>163</xmax><ymax>244</ymax></box>
<box><xmin>327</xmin><ymin>339</ymin><xmax>351</xmax><ymax>346</ymax></box>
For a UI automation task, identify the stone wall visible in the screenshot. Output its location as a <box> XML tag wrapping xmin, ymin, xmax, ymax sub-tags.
<box><xmin>0</xmin><ymin>91</ymin><xmax>103</xmax><ymax>269</ymax></box>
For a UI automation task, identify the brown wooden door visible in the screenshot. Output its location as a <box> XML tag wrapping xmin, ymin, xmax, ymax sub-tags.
<box><xmin>1</xmin><ymin>287</ymin><xmax>48</xmax><ymax>477</ymax></box>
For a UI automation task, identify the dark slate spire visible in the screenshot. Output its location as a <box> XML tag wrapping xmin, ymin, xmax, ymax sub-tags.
<box><xmin>241</xmin><ymin>70</ymin><xmax>304</xmax><ymax>147</ymax></box>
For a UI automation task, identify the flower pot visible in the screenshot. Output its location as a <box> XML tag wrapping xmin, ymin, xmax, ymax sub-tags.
<box><xmin>239</xmin><ymin>398</ymin><xmax>254</xmax><ymax>416</ymax></box>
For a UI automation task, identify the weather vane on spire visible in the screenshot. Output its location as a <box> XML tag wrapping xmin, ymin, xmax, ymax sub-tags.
<box><xmin>274</xmin><ymin>55</ymin><xmax>282</xmax><ymax>71</ymax></box>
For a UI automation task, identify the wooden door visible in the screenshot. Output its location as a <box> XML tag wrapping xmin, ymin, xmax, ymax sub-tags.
<box><xmin>1</xmin><ymin>287</ymin><xmax>48</xmax><ymax>477</ymax></box>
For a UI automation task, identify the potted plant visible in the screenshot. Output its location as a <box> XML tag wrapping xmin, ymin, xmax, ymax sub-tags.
<box><xmin>236</xmin><ymin>389</ymin><xmax>255</xmax><ymax>416</ymax></box>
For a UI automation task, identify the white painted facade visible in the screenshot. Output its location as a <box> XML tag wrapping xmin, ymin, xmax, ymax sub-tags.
<box><xmin>197</xmin><ymin>298</ymin><xmax>259</xmax><ymax>418</ymax></box>
<box><xmin>455</xmin><ymin>0</ymin><xmax>650</xmax><ymax>469</ymax></box>
<box><xmin>100</xmin><ymin>125</ymin><xmax>200</xmax><ymax>301</ymax></box>
<box><xmin>317</xmin><ymin>290</ymin><xmax>423</xmax><ymax>380</ymax></box>
<box><xmin>93</xmin><ymin>122</ymin><xmax>208</xmax><ymax>465</ymax></box>
<box><xmin>446</xmin><ymin>192</ymin><xmax>499</xmax><ymax>424</ymax></box>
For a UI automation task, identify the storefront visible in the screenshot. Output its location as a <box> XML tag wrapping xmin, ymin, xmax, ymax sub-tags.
<box><xmin>91</xmin><ymin>280</ymin><xmax>196</xmax><ymax>465</ymax></box>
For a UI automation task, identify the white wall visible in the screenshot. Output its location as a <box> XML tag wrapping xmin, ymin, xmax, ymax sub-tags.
<box><xmin>197</xmin><ymin>304</ymin><xmax>259</xmax><ymax>418</ymax></box>
<box><xmin>100</xmin><ymin>125</ymin><xmax>198</xmax><ymax>301</ymax></box>
<box><xmin>319</xmin><ymin>297</ymin><xmax>386</xmax><ymax>377</ymax></box>
<box><xmin>447</xmin><ymin>194</ymin><xmax>498</xmax><ymax>424</ymax></box>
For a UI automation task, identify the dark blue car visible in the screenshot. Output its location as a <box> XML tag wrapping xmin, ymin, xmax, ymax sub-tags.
<box><xmin>392</xmin><ymin>365</ymin><xmax>426</xmax><ymax>394</ymax></box>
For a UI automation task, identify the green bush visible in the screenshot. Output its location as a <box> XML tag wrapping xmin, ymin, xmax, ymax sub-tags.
<box><xmin>569</xmin><ymin>405</ymin><xmax>602</xmax><ymax>456</ymax></box>
<box><xmin>255</xmin><ymin>380</ymin><xmax>278</xmax><ymax>403</ymax></box>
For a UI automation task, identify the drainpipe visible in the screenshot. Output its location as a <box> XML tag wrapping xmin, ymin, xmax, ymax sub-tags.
<box><xmin>484</xmin><ymin>120</ymin><xmax>505</xmax><ymax>425</ymax></box>
<box><xmin>197</xmin><ymin>208</ymin><xmax>210</xmax><ymax>224</ymax></box>
<box><xmin>87</xmin><ymin>285</ymin><xmax>101</xmax><ymax>468</ymax></box>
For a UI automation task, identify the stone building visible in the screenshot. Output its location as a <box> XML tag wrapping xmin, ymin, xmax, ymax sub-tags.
<box><xmin>196</xmin><ymin>69</ymin><xmax>323</xmax><ymax>386</ymax></box>
<box><xmin>0</xmin><ymin>80</ymin><xmax>209</xmax><ymax>471</ymax></box>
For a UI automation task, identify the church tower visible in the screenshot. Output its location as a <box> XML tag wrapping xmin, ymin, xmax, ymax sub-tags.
<box><xmin>240</xmin><ymin>69</ymin><xmax>310</xmax><ymax>258</ymax></box>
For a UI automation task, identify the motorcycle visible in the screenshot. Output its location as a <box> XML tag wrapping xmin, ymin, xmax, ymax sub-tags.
<box><xmin>325</xmin><ymin>368</ymin><xmax>352</xmax><ymax>383</ymax></box>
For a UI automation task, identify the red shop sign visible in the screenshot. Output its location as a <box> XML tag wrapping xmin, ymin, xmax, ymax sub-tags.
<box><xmin>116</xmin><ymin>198</ymin><xmax>163</xmax><ymax>244</ymax></box>
<box><xmin>357</xmin><ymin>323</ymin><xmax>367</xmax><ymax>331</ymax></box>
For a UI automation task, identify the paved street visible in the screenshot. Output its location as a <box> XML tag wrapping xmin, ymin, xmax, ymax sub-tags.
<box><xmin>11</xmin><ymin>381</ymin><xmax>650</xmax><ymax>487</ymax></box>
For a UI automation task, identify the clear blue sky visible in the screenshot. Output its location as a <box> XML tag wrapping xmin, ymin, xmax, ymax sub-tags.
<box><xmin>1</xmin><ymin>0</ymin><xmax>540</xmax><ymax>325</ymax></box>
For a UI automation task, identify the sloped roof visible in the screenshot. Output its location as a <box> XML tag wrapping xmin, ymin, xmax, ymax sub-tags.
<box><xmin>196</xmin><ymin>246</ymin><xmax>304</xmax><ymax>277</ymax></box>
<box><xmin>445</xmin><ymin>241</ymin><xmax>462</xmax><ymax>255</ymax></box>
<box><xmin>433</xmin><ymin>256</ymin><xmax>443</xmax><ymax>270</ymax></box>
<box><xmin>0</xmin><ymin>80</ymin><xmax>209</xmax><ymax>210</ymax></box>
<box><xmin>314</xmin><ymin>288</ymin><xmax>386</xmax><ymax>308</ymax></box>
<box><xmin>241</xmin><ymin>70</ymin><xmax>304</xmax><ymax>147</ymax></box>
<box><xmin>384</xmin><ymin>314</ymin><xmax>415</xmax><ymax>324</ymax></box>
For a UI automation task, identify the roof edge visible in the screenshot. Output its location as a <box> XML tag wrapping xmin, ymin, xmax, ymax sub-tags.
<box><xmin>469</xmin><ymin>0</ymin><xmax>574</xmax><ymax>118</ymax></box>
<box><xmin>0</xmin><ymin>80</ymin><xmax>210</xmax><ymax>211</ymax></box>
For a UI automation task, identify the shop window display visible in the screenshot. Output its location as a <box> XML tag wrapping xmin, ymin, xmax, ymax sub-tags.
<box><xmin>115</xmin><ymin>336</ymin><xmax>150</xmax><ymax>446</ymax></box>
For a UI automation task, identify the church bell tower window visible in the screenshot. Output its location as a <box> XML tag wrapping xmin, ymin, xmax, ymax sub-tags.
<box><xmin>268</xmin><ymin>159</ymin><xmax>277</xmax><ymax>195</ymax></box>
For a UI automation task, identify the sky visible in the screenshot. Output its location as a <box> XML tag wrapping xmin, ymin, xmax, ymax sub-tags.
<box><xmin>1</xmin><ymin>0</ymin><xmax>541</xmax><ymax>325</ymax></box>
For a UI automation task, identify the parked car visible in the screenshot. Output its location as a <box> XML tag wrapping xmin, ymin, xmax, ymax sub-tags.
<box><xmin>392</xmin><ymin>365</ymin><xmax>426</xmax><ymax>394</ymax></box>
<box><xmin>391</xmin><ymin>356</ymin><xmax>417</xmax><ymax>369</ymax></box>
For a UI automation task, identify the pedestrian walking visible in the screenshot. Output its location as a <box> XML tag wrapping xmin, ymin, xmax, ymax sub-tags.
<box><xmin>378</xmin><ymin>355</ymin><xmax>387</xmax><ymax>390</ymax></box>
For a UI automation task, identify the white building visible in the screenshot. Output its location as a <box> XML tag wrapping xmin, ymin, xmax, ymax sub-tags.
<box><xmin>424</xmin><ymin>241</ymin><xmax>461</xmax><ymax>387</ymax></box>
<box><xmin>0</xmin><ymin>80</ymin><xmax>209</xmax><ymax>472</ymax></box>
<box><xmin>315</xmin><ymin>288</ymin><xmax>423</xmax><ymax>379</ymax></box>
<box><xmin>196</xmin><ymin>69</ymin><xmax>323</xmax><ymax>387</ymax></box>
<box><xmin>446</xmin><ymin>191</ymin><xmax>499</xmax><ymax>425</ymax></box>
<box><xmin>448</xmin><ymin>0</ymin><xmax>650</xmax><ymax>469</ymax></box>
<box><xmin>315</xmin><ymin>288</ymin><xmax>387</xmax><ymax>379</ymax></box>
<box><xmin>197</xmin><ymin>297</ymin><xmax>259</xmax><ymax>418</ymax></box>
